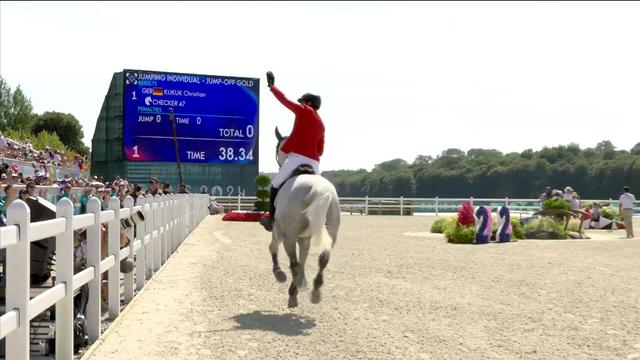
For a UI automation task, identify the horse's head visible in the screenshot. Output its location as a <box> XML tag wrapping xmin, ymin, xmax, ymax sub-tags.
<box><xmin>275</xmin><ymin>127</ymin><xmax>289</xmax><ymax>168</ymax></box>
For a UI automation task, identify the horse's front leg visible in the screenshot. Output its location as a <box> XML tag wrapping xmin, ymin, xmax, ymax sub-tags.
<box><xmin>269</xmin><ymin>233</ymin><xmax>287</xmax><ymax>283</ymax></box>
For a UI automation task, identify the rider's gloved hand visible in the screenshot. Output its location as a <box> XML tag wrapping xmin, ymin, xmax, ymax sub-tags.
<box><xmin>266</xmin><ymin>71</ymin><xmax>275</xmax><ymax>88</ymax></box>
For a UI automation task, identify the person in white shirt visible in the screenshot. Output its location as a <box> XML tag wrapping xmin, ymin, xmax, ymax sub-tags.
<box><xmin>563</xmin><ymin>186</ymin><xmax>574</xmax><ymax>202</ymax></box>
<box><xmin>0</xmin><ymin>133</ymin><xmax>7</xmax><ymax>150</ymax></box>
<box><xmin>570</xmin><ymin>192</ymin><xmax>581</xmax><ymax>210</ymax></box>
<box><xmin>619</xmin><ymin>186</ymin><xmax>636</xmax><ymax>238</ymax></box>
<box><xmin>53</xmin><ymin>151</ymin><xmax>61</xmax><ymax>166</ymax></box>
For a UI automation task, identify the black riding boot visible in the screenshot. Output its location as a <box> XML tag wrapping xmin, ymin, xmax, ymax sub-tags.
<box><xmin>260</xmin><ymin>186</ymin><xmax>279</xmax><ymax>232</ymax></box>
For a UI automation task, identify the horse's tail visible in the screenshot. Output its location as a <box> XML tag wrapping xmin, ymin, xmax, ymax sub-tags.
<box><xmin>304</xmin><ymin>189</ymin><xmax>332</xmax><ymax>252</ymax></box>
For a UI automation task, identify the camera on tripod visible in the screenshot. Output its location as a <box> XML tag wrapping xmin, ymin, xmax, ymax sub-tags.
<box><xmin>121</xmin><ymin>210</ymin><xmax>145</xmax><ymax>230</ymax></box>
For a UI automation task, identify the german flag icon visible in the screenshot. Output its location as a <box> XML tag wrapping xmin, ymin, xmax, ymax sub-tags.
<box><xmin>152</xmin><ymin>87</ymin><xmax>163</xmax><ymax>96</ymax></box>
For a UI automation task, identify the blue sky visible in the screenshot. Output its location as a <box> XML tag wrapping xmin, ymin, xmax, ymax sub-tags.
<box><xmin>2</xmin><ymin>1</ymin><xmax>639</xmax><ymax>173</ymax></box>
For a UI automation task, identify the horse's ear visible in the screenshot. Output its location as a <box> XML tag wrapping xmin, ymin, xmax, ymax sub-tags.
<box><xmin>275</xmin><ymin>127</ymin><xmax>283</xmax><ymax>141</ymax></box>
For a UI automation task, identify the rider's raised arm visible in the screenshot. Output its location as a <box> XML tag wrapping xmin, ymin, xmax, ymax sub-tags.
<box><xmin>270</xmin><ymin>85</ymin><xmax>302</xmax><ymax>114</ymax></box>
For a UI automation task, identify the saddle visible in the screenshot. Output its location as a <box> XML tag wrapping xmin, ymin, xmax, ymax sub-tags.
<box><xmin>283</xmin><ymin>164</ymin><xmax>316</xmax><ymax>184</ymax></box>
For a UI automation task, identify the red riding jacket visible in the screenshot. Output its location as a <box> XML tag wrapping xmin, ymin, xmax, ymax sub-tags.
<box><xmin>270</xmin><ymin>86</ymin><xmax>325</xmax><ymax>161</ymax></box>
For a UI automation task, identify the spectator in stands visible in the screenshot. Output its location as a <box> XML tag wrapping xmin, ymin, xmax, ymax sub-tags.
<box><xmin>0</xmin><ymin>184</ymin><xmax>17</xmax><ymax>215</ymax></box>
<box><xmin>109</xmin><ymin>183</ymin><xmax>117</xmax><ymax>198</ymax></box>
<box><xmin>117</xmin><ymin>187</ymin><xmax>127</xmax><ymax>204</ymax></box>
<box><xmin>80</xmin><ymin>187</ymin><xmax>93</xmax><ymax>214</ymax></box>
<box><xmin>161</xmin><ymin>182</ymin><xmax>172</xmax><ymax>194</ymax></box>
<box><xmin>99</xmin><ymin>188</ymin><xmax>111</xmax><ymax>210</ymax></box>
<box><xmin>26</xmin><ymin>181</ymin><xmax>36</xmax><ymax>197</ymax></box>
<box><xmin>18</xmin><ymin>188</ymin><xmax>29</xmax><ymax>202</ymax></box>
<box><xmin>146</xmin><ymin>177</ymin><xmax>161</xmax><ymax>196</ymax></box>
<box><xmin>128</xmin><ymin>184</ymin><xmax>143</xmax><ymax>201</ymax></box>
<box><xmin>34</xmin><ymin>168</ymin><xmax>45</xmax><ymax>185</ymax></box>
<box><xmin>10</xmin><ymin>169</ymin><xmax>20</xmax><ymax>185</ymax></box>
<box><xmin>58</xmin><ymin>183</ymin><xmax>73</xmax><ymax>202</ymax></box>
<box><xmin>178</xmin><ymin>183</ymin><xmax>188</xmax><ymax>194</ymax></box>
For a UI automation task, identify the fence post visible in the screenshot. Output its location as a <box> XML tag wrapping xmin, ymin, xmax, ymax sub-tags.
<box><xmin>179</xmin><ymin>195</ymin><xmax>185</xmax><ymax>244</ymax></box>
<box><xmin>435</xmin><ymin>196</ymin><xmax>439</xmax><ymax>216</ymax></box>
<box><xmin>135</xmin><ymin>196</ymin><xmax>146</xmax><ymax>291</ymax></box>
<box><xmin>107</xmin><ymin>197</ymin><xmax>121</xmax><ymax>318</ymax></box>
<box><xmin>158</xmin><ymin>194</ymin><xmax>167</xmax><ymax>265</ymax></box>
<box><xmin>237</xmin><ymin>194</ymin><xmax>241</xmax><ymax>211</ymax></box>
<box><xmin>365</xmin><ymin>196</ymin><xmax>369</xmax><ymax>215</ymax></box>
<box><xmin>55</xmin><ymin>198</ymin><xmax>74</xmax><ymax>359</ymax></box>
<box><xmin>162</xmin><ymin>194</ymin><xmax>170</xmax><ymax>264</ymax></box>
<box><xmin>168</xmin><ymin>195</ymin><xmax>175</xmax><ymax>253</ymax></box>
<box><xmin>400</xmin><ymin>196</ymin><xmax>404</xmax><ymax>216</ymax></box>
<box><xmin>470</xmin><ymin>196</ymin><xmax>474</xmax><ymax>206</ymax></box>
<box><xmin>123</xmin><ymin>196</ymin><xmax>135</xmax><ymax>304</ymax></box>
<box><xmin>145</xmin><ymin>194</ymin><xmax>155</xmax><ymax>277</ymax></box>
<box><xmin>176</xmin><ymin>195</ymin><xmax>182</xmax><ymax>247</ymax></box>
<box><xmin>86</xmin><ymin>197</ymin><xmax>102</xmax><ymax>342</ymax></box>
<box><xmin>6</xmin><ymin>200</ymin><xmax>31</xmax><ymax>360</ymax></box>
<box><xmin>172</xmin><ymin>195</ymin><xmax>178</xmax><ymax>252</ymax></box>
<box><xmin>505</xmin><ymin>197</ymin><xmax>509</xmax><ymax>207</ymax></box>
<box><xmin>153</xmin><ymin>195</ymin><xmax>162</xmax><ymax>270</ymax></box>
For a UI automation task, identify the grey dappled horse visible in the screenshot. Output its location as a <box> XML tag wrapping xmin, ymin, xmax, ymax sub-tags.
<box><xmin>270</xmin><ymin>127</ymin><xmax>341</xmax><ymax>308</ymax></box>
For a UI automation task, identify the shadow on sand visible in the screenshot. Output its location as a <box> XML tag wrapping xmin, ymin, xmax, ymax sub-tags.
<box><xmin>228</xmin><ymin>310</ymin><xmax>316</xmax><ymax>336</ymax></box>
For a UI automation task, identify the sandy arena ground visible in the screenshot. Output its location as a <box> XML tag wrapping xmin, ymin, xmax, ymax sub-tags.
<box><xmin>83</xmin><ymin>215</ymin><xmax>640</xmax><ymax>360</ymax></box>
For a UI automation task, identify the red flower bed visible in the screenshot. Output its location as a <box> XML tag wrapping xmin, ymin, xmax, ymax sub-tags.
<box><xmin>222</xmin><ymin>211</ymin><xmax>269</xmax><ymax>222</ymax></box>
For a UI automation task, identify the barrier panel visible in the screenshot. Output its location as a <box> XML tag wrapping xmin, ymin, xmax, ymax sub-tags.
<box><xmin>213</xmin><ymin>195</ymin><xmax>640</xmax><ymax>217</ymax></box>
<box><xmin>0</xmin><ymin>193</ymin><xmax>209</xmax><ymax>359</ymax></box>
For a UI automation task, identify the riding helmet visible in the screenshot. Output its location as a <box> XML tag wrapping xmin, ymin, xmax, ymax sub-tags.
<box><xmin>297</xmin><ymin>93</ymin><xmax>321</xmax><ymax>110</ymax></box>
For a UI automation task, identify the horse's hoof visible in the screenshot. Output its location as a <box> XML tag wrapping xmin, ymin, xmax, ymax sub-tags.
<box><xmin>274</xmin><ymin>270</ymin><xmax>287</xmax><ymax>283</ymax></box>
<box><xmin>311</xmin><ymin>289</ymin><xmax>321</xmax><ymax>304</ymax></box>
<box><xmin>288</xmin><ymin>297</ymin><xmax>298</xmax><ymax>308</ymax></box>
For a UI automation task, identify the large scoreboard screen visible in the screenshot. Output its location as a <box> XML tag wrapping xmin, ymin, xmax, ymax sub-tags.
<box><xmin>123</xmin><ymin>69</ymin><xmax>259</xmax><ymax>165</ymax></box>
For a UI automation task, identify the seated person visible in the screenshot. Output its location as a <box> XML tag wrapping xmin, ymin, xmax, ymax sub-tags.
<box><xmin>209</xmin><ymin>197</ymin><xmax>224</xmax><ymax>215</ymax></box>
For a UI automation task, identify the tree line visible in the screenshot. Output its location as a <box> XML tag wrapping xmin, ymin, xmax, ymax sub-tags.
<box><xmin>322</xmin><ymin>141</ymin><xmax>640</xmax><ymax>199</ymax></box>
<box><xmin>0</xmin><ymin>75</ymin><xmax>89</xmax><ymax>156</ymax></box>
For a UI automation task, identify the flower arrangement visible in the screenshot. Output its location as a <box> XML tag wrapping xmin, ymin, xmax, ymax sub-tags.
<box><xmin>222</xmin><ymin>211</ymin><xmax>269</xmax><ymax>222</ymax></box>
<box><xmin>457</xmin><ymin>202</ymin><xmax>475</xmax><ymax>226</ymax></box>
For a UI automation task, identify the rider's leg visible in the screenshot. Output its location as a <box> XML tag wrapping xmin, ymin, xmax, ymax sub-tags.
<box><xmin>260</xmin><ymin>161</ymin><xmax>291</xmax><ymax>231</ymax></box>
<box><xmin>268</xmin><ymin>185</ymin><xmax>279</xmax><ymax>220</ymax></box>
<box><xmin>260</xmin><ymin>186</ymin><xmax>279</xmax><ymax>231</ymax></box>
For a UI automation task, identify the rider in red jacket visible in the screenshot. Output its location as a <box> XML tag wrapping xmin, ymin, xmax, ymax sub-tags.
<box><xmin>260</xmin><ymin>71</ymin><xmax>325</xmax><ymax>232</ymax></box>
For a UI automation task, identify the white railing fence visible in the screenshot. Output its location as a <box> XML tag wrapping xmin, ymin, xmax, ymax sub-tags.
<box><xmin>213</xmin><ymin>195</ymin><xmax>640</xmax><ymax>217</ymax></box>
<box><xmin>0</xmin><ymin>193</ymin><xmax>209</xmax><ymax>359</ymax></box>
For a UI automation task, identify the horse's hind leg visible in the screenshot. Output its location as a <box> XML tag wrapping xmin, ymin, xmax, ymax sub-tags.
<box><xmin>283</xmin><ymin>239</ymin><xmax>300</xmax><ymax>308</ymax></box>
<box><xmin>296</xmin><ymin>237</ymin><xmax>311</xmax><ymax>290</ymax></box>
<box><xmin>311</xmin><ymin>250</ymin><xmax>330</xmax><ymax>304</ymax></box>
<box><xmin>269</xmin><ymin>234</ymin><xmax>286</xmax><ymax>283</ymax></box>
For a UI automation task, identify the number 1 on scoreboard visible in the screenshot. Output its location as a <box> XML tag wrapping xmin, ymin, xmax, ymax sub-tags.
<box><xmin>132</xmin><ymin>145</ymin><xmax>140</xmax><ymax>158</ymax></box>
